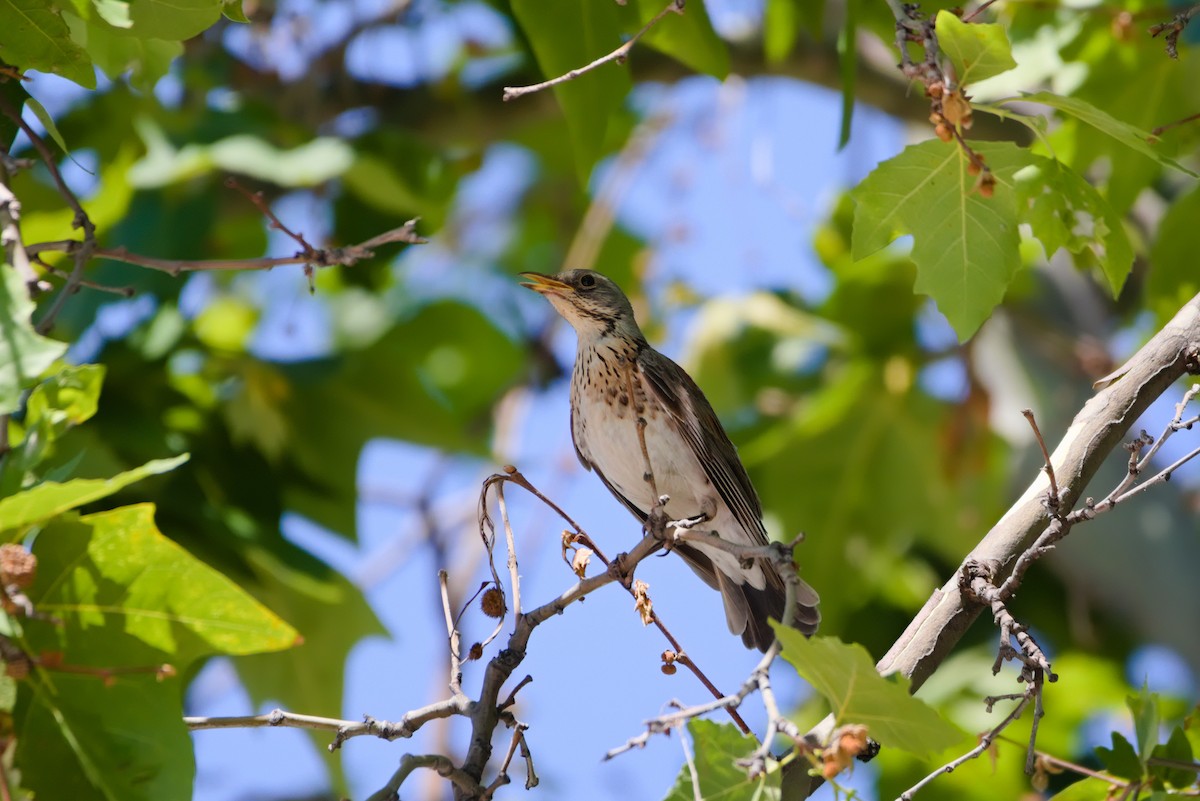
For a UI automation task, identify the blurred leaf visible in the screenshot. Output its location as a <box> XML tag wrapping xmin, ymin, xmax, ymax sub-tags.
<box><xmin>1016</xmin><ymin>156</ymin><xmax>1132</xmax><ymax>295</ymax></box>
<box><xmin>91</xmin><ymin>0</ymin><xmax>132</xmax><ymax>28</ymax></box>
<box><xmin>235</xmin><ymin>545</ymin><xmax>385</xmax><ymax>793</ymax></box>
<box><xmin>1095</xmin><ymin>732</ymin><xmax>1143</xmax><ymax>781</ymax></box>
<box><xmin>633</xmin><ymin>0</ymin><xmax>729</xmax><ymax>78</ymax></box>
<box><xmin>935</xmin><ymin>11</ymin><xmax>1017</xmax><ymax>85</ymax></box>
<box><xmin>69</xmin><ymin>15</ymin><xmax>182</xmax><ymax>91</ymax></box>
<box><xmin>837</xmin><ymin>0</ymin><xmax>857</xmax><ymax>147</ymax></box>
<box><xmin>851</xmin><ymin>140</ymin><xmax>1031</xmax><ymax>340</ymax></box>
<box><xmin>0</xmin><ymin>264</ymin><xmax>68</xmax><ymax>415</ymax></box>
<box><xmin>130</xmin><ymin>122</ymin><xmax>354</xmax><ymax>188</ymax></box>
<box><xmin>662</xmin><ymin>719</ymin><xmax>780</xmax><ymax>801</ymax></box>
<box><xmin>282</xmin><ymin>301</ymin><xmax>521</xmax><ymax>537</ymax></box>
<box><xmin>221</xmin><ymin>0</ymin><xmax>248</xmax><ymax>23</ymax></box>
<box><xmin>511</xmin><ymin>0</ymin><xmax>630</xmax><ymax>181</ymax></box>
<box><xmin>764</xmin><ymin>0</ymin><xmax>799</xmax><ymax>63</ymax></box>
<box><xmin>193</xmin><ymin>295</ymin><xmax>258</xmax><ymax>353</ymax></box>
<box><xmin>19</xmin><ymin>145</ymin><xmax>138</xmax><ymax>251</ymax></box>
<box><xmin>1149</xmin><ymin>726</ymin><xmax>1196</xmax><ymax>789</ymax></box>
<box><xmin>24</xmin><ymin>95</ymin><xmax>69</xmax><ymax>153</ymax></box>
<box><xmin>25</xmin><ymin>363</ymin><xmax>105</xmax><ymax>437</ymax></box>
<box><xmin>776</xmin><ymin>628</ymin><xmax>967</xmax><ymax>756</ymax></box>
<box><xmin>118</xmin><ymin>0</ymin><xmax>221</xmax><ymax>39</ymax></box>
<box><xmin>0</xmin><ymin>454</ymin><xmax>187</xmax><ymax>534</ymax></box>
<box><xmin>1022</xmin><ymin>91</ymin><xmax>1197</xmax><ymax>179</ymax></box>
<box><xmin>1148</xmin><ymin>185</ymin><xmax>1200</xmax><ymax>322</ymax></box>
<box><xmin>0</xmin><ymin>0</ymin><xmax>95</xmax><ymax>87</ymax></box>
<box><xmin>1129</xmin><ymin>684</ymin><xmax>1162</xmax><ymax>764</ymax></box>
<box><xmin>1047</xmin><ymin>779</ymin><xmax>1117</xmax><ymax>801</ymax></box>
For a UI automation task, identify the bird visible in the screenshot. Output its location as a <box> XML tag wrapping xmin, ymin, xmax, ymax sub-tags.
<box><xmin>521</xmin><ymin>269</ymin><xmax>819</xmax><ymax>650</ymax></box>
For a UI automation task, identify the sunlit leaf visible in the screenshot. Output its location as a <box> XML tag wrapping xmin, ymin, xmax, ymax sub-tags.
<box><xmin>776</xmin><ymin>627</ymin><xmax>967</xmax><ymax>756</ymax></box>
<box><xmin>0</xmin><ymin>0</ymin><xmax>95</xmax><ymax>87</ymax></box>
<box><xmin>0</xmin><ymin>454</ymin><xmax>188</xmax><ymax>533</ymax></box>
<box><xmin>851</xmin><ymin>140</ymin><xmax>1031</xmax><ymax>340</ymax></box>
<box><xmin>1020</xmin><ymin>91</ymin><xmax>1198</xmax><ymax>179</ymax></box>
<box><xmin>935</xmin><ymin>11</ymin><xmax>1017</xmax><ymax>85</ymax></box>
<box><xmin>0</xmin><ymin>264</ymin><xmax>68</xmax><ymax>416</ymax></box>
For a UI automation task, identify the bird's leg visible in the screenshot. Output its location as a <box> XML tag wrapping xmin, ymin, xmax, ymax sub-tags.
<box><xmin>645</xmin><ymin>494</ymin><xmax>673</xmax><ymax>541</ymax></box>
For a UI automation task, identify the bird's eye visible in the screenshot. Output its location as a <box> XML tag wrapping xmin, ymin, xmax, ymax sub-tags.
<box><xmin>579</xmin><ymin>274</ymin><xmax>597</xmax><ymax>289</ymax></box>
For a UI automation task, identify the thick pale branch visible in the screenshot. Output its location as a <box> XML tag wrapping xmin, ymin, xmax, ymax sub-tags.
<box><xmin>785</xmin><ymin>292</ymin><xmax>1200</xmax><ymax>800</ymax></box>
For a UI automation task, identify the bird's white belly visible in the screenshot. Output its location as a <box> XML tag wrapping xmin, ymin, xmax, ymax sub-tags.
<box><xmin>573</xmin><ymin>389</ymin><xmax>766</xmax><ymax>589</ymax></box>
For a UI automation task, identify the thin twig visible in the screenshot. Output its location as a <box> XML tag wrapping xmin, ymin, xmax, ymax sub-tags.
<box><xmin>0</xmin><ymin>92</ymin><xmax>96</xmax><ymax>334</ymax></box>
<box><xmin>1151</xmin><ymin>111</ymin><xmax>1200</xmax><ymax>138</ymax></box>
<box><xmin>487</xmin><ymin>467</ymin><xmax>752</xmax><ymax>734</ymax></box>
<box><xmin>1022</xmin><ymin>409</ymin><xmax>1059</xmax><ymax>508</ymax></box>
<box><xmin>1149</xmin><ymin>3</ymin><xmax>1200</xmax><ymax>58</ymax></box>
<box><xmin>25</xmin><ymin>219</ymin><xmax>425</xmax><ymax>277</ymax></box>
<box><xmin>366</xmin><ymin>753</ymin><xmax>483</xmax><ymax>801</ymax></box>
<box><xmin>502</xmin><ymin>0</ymin><xmax>685</xmax><ymax>101</ymax></box>
<box><xmin>439</xmin><ymin>569</ymin><xmax>464</xmax><ymax>695</ymax></box>
<box><xmin>897</xmin><ymin>692</ymin><xmax>1033</xmax><ymax>801</ymax></box>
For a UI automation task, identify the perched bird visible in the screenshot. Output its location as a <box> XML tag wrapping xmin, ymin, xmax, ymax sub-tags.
<box><xmin>521</xmin><ymin>269</ymin><xmax>819</xmax><ymax>650</ymax></box>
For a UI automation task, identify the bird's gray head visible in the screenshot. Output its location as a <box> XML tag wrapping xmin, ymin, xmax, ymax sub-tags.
<box><xmin>520</xmin><ymin>269</ymin><xmax>644</xmax><ymax>343</ymax></box>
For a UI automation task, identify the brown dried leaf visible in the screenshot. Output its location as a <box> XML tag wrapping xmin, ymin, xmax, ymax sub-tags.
<box><xmin>571</xmin><ymin>547</ymin><xmax>593</xmax><ymax>578</ymax></box>
<box><xmin>632</xmin><ymin>579</ymin><xmax>653</xmax><ymax>626</ymax></box>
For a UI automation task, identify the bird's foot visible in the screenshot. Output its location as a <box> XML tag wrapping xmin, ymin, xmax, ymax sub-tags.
<box><xmin>607</xmin><ymin>552</ymin><xmax>636</xmax><ymax>588</ymax></box>
<box><xmin>668</xmin><ymin>511</ymin><xmax>711</xmax><ymax>532</ymax></box>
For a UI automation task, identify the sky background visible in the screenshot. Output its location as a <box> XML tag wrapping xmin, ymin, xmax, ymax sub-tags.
<box><xmin>19</xmin><ymin>0</ymin><xmax>1200</xmax><ymax>798</ymax></box>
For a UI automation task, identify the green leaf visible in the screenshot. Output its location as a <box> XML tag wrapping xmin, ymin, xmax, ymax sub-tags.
<box><xmin>1129</xmin><ymin>684</ymin><xmax>1162</xmax><ymax>764</ymax></box>
<box><xmin>15</xmin><ymin>504</ymin><xmax>298</xmax><ymax>801</ymax></box>
<box><xmin>632</xmin><ymin>0</ymin><xmax>729</xmax><ymax>78</ymax></box>
<box><xmin>663</xmin><ymin>719</ymin><xmax>780</xmax><ymax>801</ymax></box>
<box><xmin>1148</xmin><ymin>185</ymin><xmax>1200</xmax><ymax>322</ymax></box>
<box><xmin>129</xmin><ymin>122</ymin><xmax>354</xmax><ymax>188</ymax></box>
<box><xmin>764</xmin><ymin>0</ymin><xmax>799</xmax><ymax>64</ymax></box>
<box><xmin>1019</xmin><ymin>91</ymin><xmax>1199</xmax><ymax>179</ymax></box>
<box><xmin>1015</xmin><ymin>156</ymin><xmax>1133</xmax><ymax>295</ymax></box>
<box><xmin>0</xmin><ymin>264</ymin><xmax>68</xmax><ymax>416</ymax></box>
<box><xmin>0</xmin><ymin>0</ymin><xmax>95</xmax><ymax>87</ymax></box>
<box><xmin>118</xmin><ymin>0</ymin><xmax>220</xmax><ymax>39</ymax></box>
<box><xmin>23</xmin><ymin>95</ymin><xmax>68</xmax><ymax>153</ymax></box>
<box><xmin>510</xmin><ymin>0</ymin><xmax>630</xmax><ymax>181</ymax></box>
<box><xmin>1095</xmin><ymin>731</ymin><xmax>1143</xmax><ymax>781</ymax></box>
<box><xmin>282</xmin><ymin>302</ymin><xmax>522</xmax><ymax>538</ymax></box>
<box><xmin>235</xmin><ymin>546</ymin><xmax>385</xmax><ymax>793</ymax></box>
<box><xmin>25</xmin><ymin>363</ymin><xmax>105</xmax><ymax>439</ymax></box>
<box><xmin>0</xmin><ymin>454</ymin><xmax>188</xmax><ymax>533</ymax></box>
<box><xmin>775</xmin><ymin>627</ymin><xmax>967</xmax><ymax>756</ymax></box>
<box><xmin>221</xmin><ymin>0</ymin><xmax>248</xmax><ymax>23</ymax></box>
<box><xmin>18</xmin><ymin>672</ymin><xmax>195</xmax><ymax>801</ymax></box>
<box><xmin>1149</xmin><ymin>726</ymin><xmax>1196</xmax><ymax>789</ymax></box>
<box><xmin>91</xmin><ymin>0</ymin><xmax>130</xmax><ymax>28</ymax></box>
<box><xmin>69</xmin><ymin>14</ymin><xmax>182</xmax><ymax>91</ymax></box>
<box><xmin>837</xmin><ymin>0</ymin><xmax>857</xmax><ymax>147</ymax></box>
<box><xmin>935</xmin><ymin>10</ymin><xmax>1017</xmax><ymax>85</ymax></box>
<box><xmin>28</xmin><ymin>504</ymin><xmax>298</xmax><ymax>665</ymax></box>
<box><xmin>1047</xmin><ymin>778</ymin><xmax>1119</xmax><ymax>801</ymax></box>
<box><xmin>850</xmin><ymin>140</ymin><xmax>1031</xmax><ymax>340</ymax></box>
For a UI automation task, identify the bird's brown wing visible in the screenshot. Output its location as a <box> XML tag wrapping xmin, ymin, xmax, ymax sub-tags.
<box><xmin>636</xmin><ymin>350</ymin><xmax>768</xmax><ymax>546</ymax></box>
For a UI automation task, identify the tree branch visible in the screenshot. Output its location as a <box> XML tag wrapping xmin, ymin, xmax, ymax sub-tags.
<box><xmin>784</xmin><ymin>292</ymin><xmax>1200</xmax><ymax>800</ymax></box>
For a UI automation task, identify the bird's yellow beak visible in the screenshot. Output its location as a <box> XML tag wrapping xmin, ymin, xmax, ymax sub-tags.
<box><xmin>519</xmin><ymin>272</ymin><xmax>571</xmax><ymax>296</ymax></box>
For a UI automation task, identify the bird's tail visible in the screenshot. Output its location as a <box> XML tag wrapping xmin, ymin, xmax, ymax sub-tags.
<box><xmin>676</xmin><ymin>543</ymin><xmax>820</xmax><ymax>652</ymax></box>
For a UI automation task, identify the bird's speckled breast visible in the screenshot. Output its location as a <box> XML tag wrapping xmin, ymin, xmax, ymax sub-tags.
<box><xmin>568</xmin><ymin>337</ymin><xmax>767</xmax><ymax>590</ymax></box>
